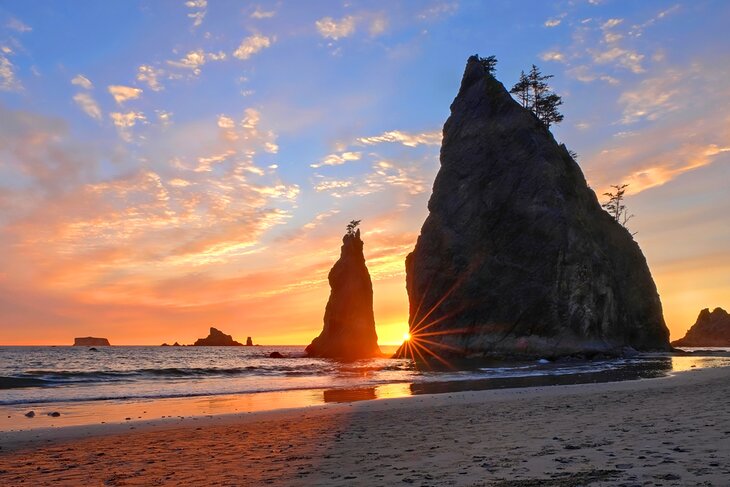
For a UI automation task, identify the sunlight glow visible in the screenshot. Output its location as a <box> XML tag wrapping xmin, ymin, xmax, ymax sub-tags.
<box><xmin>402</xmin><ymin>332</ymin><xmax>411</xmax><ymax>342</ymax></box>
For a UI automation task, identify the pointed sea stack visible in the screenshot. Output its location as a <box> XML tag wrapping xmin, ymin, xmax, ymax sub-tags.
<box><xmin>306</xmin><ymin>228</ymin><xmax>381</xmax><ymax>359</ymax></box>
<box><xmin>672</xmin><ymin>308</ymin><xmax>730</xmax><ymax>347</ymax></box>
<box><xmin>398</xmin><ymin>56</ymin><xmax>670</xmax><ymax>359</ymax></box>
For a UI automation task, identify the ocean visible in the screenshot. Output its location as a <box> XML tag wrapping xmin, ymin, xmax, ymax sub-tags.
<box><xmin>2</xmin><ymin>345</ymin><xmax>730</xmax><ymax>430</ymax></box>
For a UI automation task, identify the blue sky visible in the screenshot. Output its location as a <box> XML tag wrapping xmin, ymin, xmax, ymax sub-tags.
<box><xmin>1</xmin><ymin>0</ymin><xmax>728</xmax><ymax>345</ymax></box>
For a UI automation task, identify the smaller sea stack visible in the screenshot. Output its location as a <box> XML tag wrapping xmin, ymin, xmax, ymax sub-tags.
<box><xmin>73</xmin><ymin>337</ymin><xmax>110</xmax><ymax>346</ymax></box>
<box><xmin>193</xmin><ymin>327</ymin><xmax>244</xmax><ymax>346</ymax></box>
<box><xmin>672</xmin><ymin>308</ymin><xmax>730</xmax><ymax>347</ymax></box>
<box><xmin>306</xmin><ymin>225</ymin><xmax>381</xmax><ymax>359</ymax></box>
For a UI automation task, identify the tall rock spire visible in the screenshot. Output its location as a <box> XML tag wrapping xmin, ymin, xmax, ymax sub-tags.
<box><xmin>399</xmin><ymin>56</ymin><xmax>670</xmax><ymax>358</ymax></box>
<box><xmin>306</xmin><ymin>227</ymin><xmax>381</xmax><ymax>359</ymax></box>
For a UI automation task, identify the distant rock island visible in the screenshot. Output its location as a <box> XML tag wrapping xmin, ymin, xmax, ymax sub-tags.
<box><xmin>672</xmin><ymin>308</ymin><xmax>730</xmax><ymax>347</ymax></box>
<box><xmin>73</xmin><ymin>337</ymin><xmax>110</xmax><ymax>346</ymax></box>
<box><xmin>193</xmin><ymin>327</ymin><xmax>244</xmax><ymax>346</ymax></box>
<box><xmin>397</xmin><ymin>56</ymin><xmax>670</xmax><ymax>359</ymax></box>
<box><xmin>306</xmin><ymin>223</ymin><xmax>382</xmax><ymax>359</ymax></box>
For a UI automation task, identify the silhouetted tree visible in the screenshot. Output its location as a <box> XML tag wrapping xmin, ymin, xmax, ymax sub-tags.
<box><xmin>602</xmin><ymin>184</ymin><xmax>635</xmax><ymax>234</ymax></box>
<box><xmin>510</xmin><ymin>64</ymin><xmax>564</xmax><ymax>128</ymax></box>
<box><xmin>345</xmin><ymin>220</ymin><xmax>361</xmax><ymax>236</ymax></box>
<box><xmin>469</xmin><ymin>54</ymin><xmax>498</xmax><ymax>75</ymax></box>
<box><xmin>510</xmin><ymin>70</ymin><xmax>531</xmax><ymax>108</ymax></box>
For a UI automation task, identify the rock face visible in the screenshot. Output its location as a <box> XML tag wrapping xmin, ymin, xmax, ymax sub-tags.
<box><xmin>193</xmin><ymin>327</ymin><xmax>243</xmax><ymax>346</ymax></box>
<box><xmin>672</xmin><ymin>308</ymin><xmax>730</xmax><ymax>347</ymax></box>
<box><xmin>305</xmin><ymin>229</ymin><xmax>382</xmax><ymax>359</ymax></box>
<box><xmin>398</xmin><ymin>56</ymin><xmax>670</xmax><ymax>359</ymax></box>
<box><xmin>73</xmin><ymin>337</ymin><xmax>110</xmax><ymax>346</ymax></box>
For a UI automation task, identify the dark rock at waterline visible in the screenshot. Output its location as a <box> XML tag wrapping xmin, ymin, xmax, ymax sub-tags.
<box><xmin>48</xmin><ymin>411</ymin><xmax>60</xmax><ymax>417</ymax></box>
<box><xmin>397</xmin><ymin>56</ymin><xmax>670</xmax><ymax>359</ymax></box>
<box><xmin>269</xmin><ymin>351</ymin><xmax>284</xmax><ymax>358</ymax></box>
<box><xmin>305</xmin><ymin>229</ymin><xmax>382</xmax><ymax>359</ymax></box>
<box><xmin>73</xmin><ymin>337</ymin><xmax>110</xmax><ymax>346</ymax></box>
<box><xmin>193</xmin><ymin>327</ymin><xmax>244</xmax><ymax>346</ymax></box>
<box><xmin>672</xmin><ymin>308</ymin><xmax>730</xmax><ymax>347</ymax></box>
<box><xmin>88</xmin><ymin>347</ymin><xmax>98</xmax><ymax>352</ymax></box>
<box><xmin>246</xmin><ymin>336</ymin><xmax>253</xmax><ymax>346</ymax></box>
<box><xmin>24</xmin><ymin>411</ymin><xmax>35</xmax><ymax>418</ymax></box>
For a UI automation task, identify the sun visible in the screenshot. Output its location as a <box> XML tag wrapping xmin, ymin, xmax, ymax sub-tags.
<box><xmin>402</xmin><ymin>332</ymin><xmax>411</xmax><ymax>342</ymax></box>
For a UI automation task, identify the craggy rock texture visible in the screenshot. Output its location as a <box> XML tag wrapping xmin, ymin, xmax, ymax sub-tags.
<box><xmin>672</xmin><ymin>308</ymin><xmax>730</xmax><ymax>347</ymax></box>
<box><xmin>193</xmin><ymin>327</ymin><xmax>243</xmax><ymax>346</ymax></box>
<box><xmin>306</xmin><ymin>229</ymin><xmax>381</xmax><ymax>359</ymax></box>
<box><xmin>73</xmin><ymin>337</ymin><xmax>110</xmax><ymax>346</ymax></box>
<box><xmin>400</xmin><ymin>56</ymin><xmax>670</xmax><ymax>359</ymax></box>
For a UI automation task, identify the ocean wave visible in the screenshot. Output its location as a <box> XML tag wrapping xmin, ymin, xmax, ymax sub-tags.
<box><xmin>0</xmin><ymin>377</ymin><xmax>53</xmax><ymax>389</ymax></box>
<box><xmin>1</xmin><ymin>363</ymin><xmax>372</xmax><ymax>389</ymax></box>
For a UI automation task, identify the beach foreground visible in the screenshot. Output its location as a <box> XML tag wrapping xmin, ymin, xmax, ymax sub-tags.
<box><xmin>2</xmin><ymin>367</ymin><xmax>729</xmax><ymax>486</ymax></box>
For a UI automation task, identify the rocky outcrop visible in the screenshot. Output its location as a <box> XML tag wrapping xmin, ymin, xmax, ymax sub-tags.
<box><xmin>672</xmin><ymin>308</ymin><xmax>730</xmax><ymax>347</ymax></box>
<box><xmin>246</xmin><ymin>336</ymin><xmax>253</xmax><ymax>346</ymax></box>
<box><xmin>73</xmin><ymin>337</ymin><xmax>110</xmax><ymax>346</ymax></box>
<box><xmin>306</xmin><ymin>229</ymin><xmax>382</xmax><ymax>359</ymax></box>
<box><xmin>397</xmin><ymin>56</ymin><xmax>670</xmax><ymax>359</ymax></box>
<box><xmin>193</xmin><ymin>327</ymin><xmax>243</xmax><ymax>346</ymax></box>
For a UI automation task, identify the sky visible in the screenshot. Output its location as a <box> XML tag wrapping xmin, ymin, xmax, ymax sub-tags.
<box><xmin>0</xmin><ymin>0</ymin><xmax>728</xmax><ymax>346</ymax></box>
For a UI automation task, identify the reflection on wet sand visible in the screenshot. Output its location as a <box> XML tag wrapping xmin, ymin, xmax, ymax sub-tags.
<box><xmin>323</xmin><ymin>388</ymin><xmax>376</xmax><ymax>403</ymax></box>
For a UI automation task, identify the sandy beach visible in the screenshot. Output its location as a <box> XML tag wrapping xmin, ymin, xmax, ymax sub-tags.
<box><xmin>1</xmin><ymin>366</ymin><xmax>729</xmax><ymax>486</ymax></box>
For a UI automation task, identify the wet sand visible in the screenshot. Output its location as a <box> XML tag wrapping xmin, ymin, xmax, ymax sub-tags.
<box><xmin>2</xmin><ymin>366</ymin><xmax>730</xmax><ymax>486</ymax></box>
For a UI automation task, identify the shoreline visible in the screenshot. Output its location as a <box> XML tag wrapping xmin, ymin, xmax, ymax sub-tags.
<box><xmin>0</xmin><ymin>363</ymin><xmax>722</xmax><ymax>448</ymax></box>
<box><xmin>0</xmin><ymin>353</ymin><xmax>724</xmax><ymax>436</ymax></box>
<box><xmin>2</xmin><ymin>366</ymin><xmax>730</xmax><ymax>485</ymax></box>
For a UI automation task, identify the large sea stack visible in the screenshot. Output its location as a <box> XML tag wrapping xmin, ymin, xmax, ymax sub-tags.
<box><xmin>399</xmin><ymin>56</ymin><xmax>670</xmax><ymax>359</ymax></box>
<box><xmin>672</xmin><ymin>308</ymin><xmax>730</xmax><ymax>347</ymax></box>
<box><xmin>306</xmin><ymin>228</ymin><xmax>381</xmax><ymax>359</ymax></box>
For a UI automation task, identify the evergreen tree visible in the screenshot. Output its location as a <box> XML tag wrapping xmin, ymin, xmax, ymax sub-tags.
<box><xmin>469</xmin><ymin>54</ymin><xmax>498</xmax><ymax>75</ymax></box>
<box><xmin>509</xmin><ymin>71</ymin><xmax>530</xmax><ymax>108</ymax></box>
<box><xmin>345</xmin><ymin>220</ymin><xmax>361</xmax><ymax>236</ymax></box>
<box><xmin>602</xmin><ymin>184</ymin><xmax>635</xmax><ymax>234</ymax></box>
<box><xmin>510</xmin><ymin>64</ymin><xmax>564</xmax><ymax>128</ymax></box>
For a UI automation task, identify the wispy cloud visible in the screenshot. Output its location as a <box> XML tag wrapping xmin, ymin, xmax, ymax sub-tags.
<box><xmin>73</xmin><ymin>93</ymin><xmax>102</xmax><ymax>120</ymax></box>
<box><xmin>110</xmin><ymin>111</ymin><xmax>146</xmax><ymax>141</ymax></box>
<box><xmin>233</xmin><ymin>34</ymin><xmax>272</xmax><ymax>60</ymax></box>
<box><xmin>540</xmin><ymin>51</ymin><xmax>566</xmax><ymax>63</ymax></box>
<box><xmin>108</xmin><ymin>85</ymin><xmax>143</xmax><ymax>105</ymax></box>
<box><xmin>584</xmin><ymin>63</ymin><xmax>730</xmax><ymax>194</ymax></box>
<box><xmin>184</xmin><ymin>0</ymin><xmax>207</xmax><ymax>27</ymax></box>
<box><xmin>310</xmin><ymin>151</ymin><xmax>362</xmax><ymax>168</ymax></box>
<box><xmin>417</xmin><ymin>2</ymin><xmax>459</xmax><ymax>21</ymax></box>
<box><xmin>71</xmin><ymin>74</ymin><xmax>93</xmax><ymax>90</ymax></box>
<box><xmin>618</xmin><ymin>70</ymin><xmax>681</xmax><ymax>124</ymax></box>
<box><xmin>0</xmin><ymin>47</ymin><xmax>21</xmax><ymax>92</ymax></box>
<box><xmin>544</xmin><ymin>14</ymin><xmax>565</xmax><ymax>28</ymax></box>
<box><xmin>137</xmin><ymin>65</ymin><xmax>164</xmax><ymax>91</ymax></box>
<box><xmin>6</xmin><ymin>18</ymin><xmax>32</xmax><ymax>33</ymax></box>
<box><xmin>166</xmin><ymin>49</ymin><xmax>224</xmax><ymax>75</ymax></box>
<box><xmin>357</xmin><ymin>129</ymin><xmax>441</xmax><ymax>147</ymax></box>
<box><xmin>250</xmin><ymin>7</ymin><xmax>276</xmax><ymax>19</ymax></box>
<box><xmin>315</xmin><ymin>16</ymin><xmax>356</xmax><ymax>40</ymax></box>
